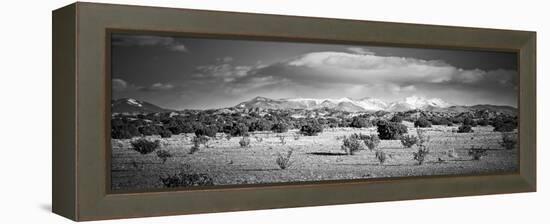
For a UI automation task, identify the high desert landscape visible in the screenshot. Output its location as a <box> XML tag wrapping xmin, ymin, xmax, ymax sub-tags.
<box><xmin>110</xmin><ymin>96</ymin><xmax>518</xmax><ymax>190</ymax></box>
<box><xmin>110</xmin><ymin>33</ymin><xmax>518</xmax><ymax>190</ymax></box>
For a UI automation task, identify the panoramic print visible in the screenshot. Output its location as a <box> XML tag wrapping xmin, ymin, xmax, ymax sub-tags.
<box><xmin>110</xmin><ymin>33</ymin><xmax>518</xmax><ymax>190</ymax></box>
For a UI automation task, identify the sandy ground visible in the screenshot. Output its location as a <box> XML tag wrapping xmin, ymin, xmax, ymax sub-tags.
<box><xmin>111</xmin><ymin>123</ymin><xmax>518</xmax><ymax>190</ymax></box>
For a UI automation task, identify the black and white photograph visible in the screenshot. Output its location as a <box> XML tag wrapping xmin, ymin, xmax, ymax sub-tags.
<box><xmin>110</xmin><ymin>33</ymin><xmax>519</xmax><ymax>191</ymax></box>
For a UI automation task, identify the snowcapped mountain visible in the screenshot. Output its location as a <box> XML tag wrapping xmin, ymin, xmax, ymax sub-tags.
<box><xmin>112</xmin><ymin>98</ymin><xmax>170</xmax><ymax>113</ymax></box>
<box><xmin>235</xmin><ymin>96</ymin><xmax>452</xmax><ymax>112</ymax></box>
<box><xmin>387</xmin><ymin>96</ymin><xmax>452</xmax><ymax>112</ymax></box>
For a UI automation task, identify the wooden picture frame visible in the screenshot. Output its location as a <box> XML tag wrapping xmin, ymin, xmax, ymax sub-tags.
<box><xmin>52</xmin><ymin>2</ymin><xmax>536</xmax><ymax>221</ymax></box>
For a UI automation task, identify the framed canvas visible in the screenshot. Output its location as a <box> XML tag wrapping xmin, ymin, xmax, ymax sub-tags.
<box><xmin>52</xmin><ymin>2</ymin><xmax>536</xmax><ymax>221</ymax></box>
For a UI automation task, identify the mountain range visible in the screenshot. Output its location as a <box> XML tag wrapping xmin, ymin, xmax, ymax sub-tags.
<box><xmin>111</xmin><ymin>98</ymin><xmax>170</xmax><ymax>113</ymax></box>
<box><xmin>236</xmin><ymin>96</ymin><xmax>453</xmax><ymax>112</ymax></box>
<box><xmin>112</xmin><ymin>96</ymin><xmax>517</xmax><ymax>115</ymax></box>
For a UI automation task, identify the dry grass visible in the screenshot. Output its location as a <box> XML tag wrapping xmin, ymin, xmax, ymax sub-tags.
<box><xmin>111</xmin><ymin>124</ymin><xmax>518</xmax><ymax>190</ymax></box>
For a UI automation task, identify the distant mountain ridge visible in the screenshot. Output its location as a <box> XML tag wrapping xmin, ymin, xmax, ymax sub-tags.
<box><xmin>236</xmin><ymin>96</ymin><xmax>456</xmax><ymax>112</ymax></box>
<box><xmin>112</xmin><ymin>98</ymin><xmax>170</xmax><ymax>113</ymax></box>
<box><xmin>111</xmin><ymin>97</ymin><xmax>517</xmax><ymax>115</ymax></box>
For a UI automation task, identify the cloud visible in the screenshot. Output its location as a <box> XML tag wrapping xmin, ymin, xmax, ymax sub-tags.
<box><xmin>347</xmin><ymin>47</ymin><xmax>376</xmax><ymax>55</ymax></box>
<box><xmin>112</xmin><ymin>78</ymin><xmax>128</xmax><ymax>91</ymax></box>
<box><xmin>149</xmin><ymin>83</ymin><xmax>175</xmax><ymax>91</ymax></box>
<box><xmin>112</xmin><ymin>34</ymin><xmax>188</xmax><ymax>52</ymax></box>
<box><xmin>194</xmin><ymin>63</ymin><xmax>253</xmax><ymax>82</ymax></box>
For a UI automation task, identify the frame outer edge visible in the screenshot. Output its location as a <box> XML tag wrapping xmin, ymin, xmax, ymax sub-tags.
<box><xmin>52</xmin><ymin>3</ymin><xmax>78</xmax><ymax>221</ymax></box>
<box><xmin>71</xmin><ymin>2</ymin><xmax>537</xmax><ymax>220</ymax></box>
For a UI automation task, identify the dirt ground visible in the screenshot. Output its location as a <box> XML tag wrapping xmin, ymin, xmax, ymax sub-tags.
<box><xmin>111</xmin><ymin>123</ymin><xmax>518</xmax><ymax>190</ymax></box>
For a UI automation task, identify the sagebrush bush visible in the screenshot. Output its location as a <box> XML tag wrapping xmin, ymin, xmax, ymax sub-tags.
<box><xmin>377</xmin><ymin>120</ymin><xmax>408</xmax><ymax>140</ymax></box>
<box><xmin>350</xmin><ymin>116</ymin><xmax>370</xmax><ymax>128</ymax></box>
<box><xmin>390</xmin><ymin>115</ymin><xmax>404</xmax><ymax>123</ymax></box>
<box><xmin>130</xmin><ymin>138</ymin><xmax>160</xmax><ymax>155</ymax></box>
<box><xmin>239</xmin><ymin>136</ymin><xmax>251</xmax><ymax>147</ymax></box>
<box><xmin>457</xmin><ymin>125</ymin><xmax>473</xmax><ymax>133</ymax></box>
<box><xmin>156</xmin><ymin>149</ymin><xmax>172</xmax><ymax>163</ymax></box>
<box><xmin>300</xmin><ymin>120</ymin><xmax>323</xmax><ymax>136</ymax></box>
<box><xmin>341</xmin><ymin>135</ymin><xmax>364</xmax><ymax>155</ymax></box>
<box><xmin>277</xmin><ymin>135</ymin><xmax>286</xmax><ymax>145</ymax></box>
<box><xmin>362</xmin><ymin>134</ymin><xmax>380</xmax><ymax>151</ymax></box>
<box><xmin>413</xmin><ymin>146</ymin><xmax>429</xmax><ymax>165</ymax></box>
<box><xmin>477</xmin><ymin>119</ymin><xmax>490</xmax><ymax>126</ymax></box>
<box><xmin>112</xmin><ymin>124</ymin><xmax>140</xmax><ymax>139</ymax></box>
<box><xmin>271</xmin><ymin>122</ymin><xmax>289</xmax><ymax>133</ymax></box>
<box><xmin>275</xmin><ymin>149</ymin><xmax>294</xmax><ymax>169</ymax></box>
<box><xmin>375</xmin><ymin>150</ymin><xmax>387</xmax><ymax>165</ymax></box>
<box><xmin>468</xmin><ymin>147</ymin><xmax>488</xmax><ymax>160</ymax></box>
<box><xmin>400</xmin><ymin>135</ymin><xmax>418</xmax><ymax>148</ymax></box>
<box><xmin>160</xmin><ymin>172</ymin><xmax>214</xmax><ymax>188</ymax></box>
<box><xmin>189</xmin><ymin>136</ymin><xmax>208</xmax><ymax>154</ymax></box>
<box><xmin>493</xmin><ymin>122</ymin><xmax>516</xmax><ymax>132</ymax></box>
<box><xmin>159</xmin><ymin>128</ymin><xmax>172</xmax><ymax>138</ymax></box>
<box><xmin>463</xmin><ymin>117</ymin><xmax>478</xmax><ymax>127</ymax></box>
<box><xmin>195</xmin><ymin>125</ymin><xmax>218</xmax><ymax>138</ymax></box>
<box><xmin>414</xmin><ymin>118</ymin><xmax>432</xmax><ymax>128</ymax></box>
<box><xmin>499</xmin><ymin>132</ymin><xmax>517</xmax><ymax>150</ymax></box>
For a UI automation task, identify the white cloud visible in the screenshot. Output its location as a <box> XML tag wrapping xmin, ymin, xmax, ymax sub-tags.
<box><xmin>195</xmin><ymin>64</ymin><xmax>253</xmax><ymax>82</ymax></box>
<box><xmin>112</xmin><ymin>78</ymin><xmax>128</xmax><ymax>91</ymax></box>
<box><xmin>282</xmin><ymin>51</ymin><xmax>514</xmax><ymax>87</ymax></box>
<box><xmin>149</xmin><ymin>83</ymin><xmax>175</xmax><ymax>91</ymax></box>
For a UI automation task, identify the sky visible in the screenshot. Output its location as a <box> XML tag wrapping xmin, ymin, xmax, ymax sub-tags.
<box><xmin>111</xmin><ymin>33</ymin><xmax>518</xmax><ymax>110</ymax></box>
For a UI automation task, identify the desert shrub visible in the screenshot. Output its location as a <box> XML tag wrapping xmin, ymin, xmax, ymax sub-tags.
<box><xmin>350</xmin><ymin>116</ymin><xmax>370</xmax><ymax>128</ymax></box>
<box><xmin>271</xmin><ymin>122</ymin><xmax>289</xmax><ymax>133</ymax></box>
<box><xmin>430</xmin><ymin>117</ymin><xmax>451</xmax><ymax>126</ymax></box>
<box><xmin>493</xmin><ymin>122</ymin><xmax>516</xmax><ymax>132</ymax></box>
<box><xmin>138</xmin><ymin>125</ymin><xmax>161</xmax><ymax>136</ymax></box>
<box><xmin>300</xmin><ymin>120</ymin><xmax>323</xmax><ymax>136</ymax></box>
<box><xmin>130</xmin><ymin>138</ymin><xmax>160</xmax><ymax>155</ymax></box>
<box><xmin>500</xmin><ymin>132</ymin><xmax>518</xmax><ymax>150</ymax></box>
<box><xmin>277</xmin><ymin>135</ymin><xmax>286</xmax><ymax>145</ymax></box>
<box><xmin>195</xmin><ymin>125</ymin><xmax>218</xmax><ymax>138</ymax></box>
<box><xmin>450</xmin><ymin>117</ymin><xmax>463</xmax><ymax>124</ymax></box>
<box><xmin>239</xmin><ymin>136</ymin><xmax>251</xmax><ymax>147</ymax></box>
<box><xmin>226</xmin><ymin>123</ymin><xmax>249</xmax><ymax>136</ymax></box>
<box><xmin>414</xmin><ymin>118</ymin><xmax>432</xmax><ymax>128</ymax></box>
<box><xmin>189</xmin><ymin>136</ymin><xmax>208</xmax><ymax>154</ymax></box>
<box><xmin>400</xmin><ymin>135</ymin><xmax>418</xmax><ymax>148</ymax></box>
<box><xmin>377</xmin><ymin>120</ymin><xmax>408</xmax><ymax>140</ymax></box>
<box><xmin>111</xmin><ymin>124</ymin><xmax>140</xmax><ymax>139</ymax></box>
<box><xmin>477</xmin><ymin>119</ymin><xmax>490</xmax><ymax>126</ymax></box>
<box><xmin>468</xmin><ymin>147</ymin><xmax>488</xmax><ymax>160</ymax></box>
<box><xmin>457</xmin><ymin>124</ymin><xmax>473</xmax><ymax>133</ymax></box>
<box><xmin>341</xmin><ymin>135</ymin><xmax>364</xmax><ymax>155</ymax></box>
<box><xmin>463</xmin><ymin>117</ymin><xmax>477</xmax><ymax>127</ymax></box>
<box><xmin>159</xmin><ymin>128</ymin><xmax>172</xmax><ymax>138</ymax></box>
<box><xmin>160</xmin><ymin>172</ymin><xmax>214</xmax><ymax>188</ymax></box>
<box><xmin>250</xmin><ymin>119</ymin><xmax>273</xmax><ymax>132</ymax></box>
<box><xmin>156</xmin><ymin>149</ymin><xmax>172</xmax><ymax>163</ymax></box>
<box><xmin>362</xmin><ymin>134</ymin><xmax>380</xmax><ymax>151</ymax></box>
<box><xmin>375</xmin><ymin>150</ymin><xmax>387</xmax><ymax>165</ymax></box>
<box><xmin>390</xmin><ymin>115</ymin><xmax>404</xmax><ymax>123</ymax></box>
<box><xmin>413</xmin><ymin>147</ymin><xmax>429</xmax><ymax>165</ymax></box>
<box><xmin>275</xmin><ymin>149</ymin><xmax>294</xmax><ymax>170</ymax></box>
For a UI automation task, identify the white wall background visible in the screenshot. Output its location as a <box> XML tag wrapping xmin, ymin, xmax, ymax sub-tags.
<box><xmin>0</xmin><ymin>0</ymin><xmax>546</xmax><ymax>223</ymax></box>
